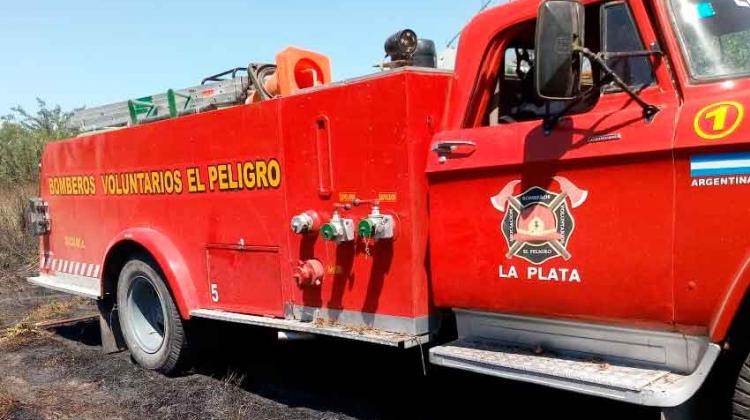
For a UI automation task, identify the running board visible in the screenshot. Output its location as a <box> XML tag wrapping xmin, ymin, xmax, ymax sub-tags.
<box><xmin>191</xmin><ymin>309</ymin><xmax>430</xmax><ymax>349</ymax></box>
<box><xmin>28</xmin><ymin>273</ymin><xmax>101</xmax><ymax>299</ymax></box>
<box><xmin>429</xmin><ymin>338</ymin><xmax>720</xmax><ymax>407</ymax></box>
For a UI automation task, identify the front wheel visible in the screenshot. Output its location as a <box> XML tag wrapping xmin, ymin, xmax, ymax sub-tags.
<box><xmin>117</xmin><ymin>255</ymin><xmax>189</xmax><ymax>375</ymax></box>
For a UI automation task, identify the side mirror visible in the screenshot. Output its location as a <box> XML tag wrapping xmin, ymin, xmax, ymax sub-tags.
<box><xmin>535</xmin><ymin>0</ymin><xmax>585</xmax><ymax>100</ymax></box>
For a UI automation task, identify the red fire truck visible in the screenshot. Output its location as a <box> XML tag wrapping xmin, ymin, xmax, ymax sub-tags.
<box><xmin>26</xmin><ymin>0</ymin><xmax>750</xmax><ymax>417</ymax></box>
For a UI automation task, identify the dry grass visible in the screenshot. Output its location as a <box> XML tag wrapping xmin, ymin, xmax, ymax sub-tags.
<box><xmin>25</xmin><ymin>300</ymin><xmax>76</xmax><ymax>322</ymax></box>
<box><xmin>209</xmin><ymin>372</ymin><xmax>254</xmax><ymax>420</ymax></box>
<box><xmin>0</xmin><ymin>184</ymin><xmax>37</xmax><ymax>286</ymax></box>
<box><xmin>0</xmin><ymin>184</ymin><xmax>88</xmax><ymax>349</ymax></box>
<box><xmin>0</xmin><ymin>391</ymin><xmax>19</xmax><ymax>420</ymax></box>
<box><xmin>0</xmin><ymin>300</ymin><xmax>77</xmax><ymax>349</ymax></box>
<box><xmin>0</xmin><ymin>321</ymin><xmax>49</xmax><ymax>349</ymax></box>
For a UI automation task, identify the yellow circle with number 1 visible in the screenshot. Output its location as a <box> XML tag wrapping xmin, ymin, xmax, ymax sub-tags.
<box><xmin>694</xmin><ymin>101</ymin><xmax>745</xmax><ymax>140</ymax></box>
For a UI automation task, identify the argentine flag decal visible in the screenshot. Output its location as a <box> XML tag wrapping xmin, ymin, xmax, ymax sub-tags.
<box><xmin>690</xmin><ymin>152</ymin><xmax>750</xmax><ymax>177</ymax></box>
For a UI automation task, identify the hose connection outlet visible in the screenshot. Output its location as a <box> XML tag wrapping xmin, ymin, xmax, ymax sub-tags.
<box><xmin>26</xmin><ymin>197</ymin><xmax>50</xmax><ymax>236</ymax></box>
<box><xmin>293</xmin><ymin>259</ymin><xmax>325</xmax><ymax>287</ymax></box>
<box><xmin>354</xmin><ymin>200</ymin><xmax>394</xmax><ymax>240</ymax></box>
<box><xmin>290</xmin><ymin>211</ymin><xmax>320</xmax><ymax>234</ymax></box>
<box><xmin>321</xmin><ymin>207</ymin><xmax>354</xmax><ymax>243</ymax></box>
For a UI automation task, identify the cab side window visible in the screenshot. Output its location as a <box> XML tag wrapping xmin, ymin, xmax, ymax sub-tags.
<box><xmin>484</xmin><ymin>1</ymin><xmax>655</xmax><ymax>126</ymax></box>
<box><xmin>601</xmin><ymin>1</ymin><xmax>655</xmax><ymax>91</ymax></box>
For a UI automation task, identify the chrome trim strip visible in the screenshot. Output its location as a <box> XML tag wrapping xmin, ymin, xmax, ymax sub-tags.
<box><xmin>27</xmin><ymin>273</ymin><xmax>101</xmax><ymax>299</ymax></box>
<box><xmin>289</xmin><ymin>305</ymin><xmax>432</xmax><ymax>336</ymax></box>
<box><xmin>191</xmin><ymin>309</ymin><xmax>429</xmax><ymax>349</ymax></box>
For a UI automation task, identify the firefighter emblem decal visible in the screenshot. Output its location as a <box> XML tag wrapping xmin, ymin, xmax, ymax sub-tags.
<box><xmin>490</xmin><ymin>176</ymin><xmax>588</xmax><ymax>265</ymax></box>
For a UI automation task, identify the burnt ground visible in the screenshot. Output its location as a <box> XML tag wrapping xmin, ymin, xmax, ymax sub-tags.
<box><xmin>0</xmin><ymin>284</ymin><xmax>661</xmax><ymax>420</ymax></box>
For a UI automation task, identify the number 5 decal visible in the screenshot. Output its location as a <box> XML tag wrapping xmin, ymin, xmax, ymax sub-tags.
<box><xmin>694</xmin><ymin>101</ymin><xmax>745</xmax><ymax>140</ymax></box>
<box><xmin>210</xmin><ymin>283</ymin><xmax>220</xmax><ymax>302</ymax></box>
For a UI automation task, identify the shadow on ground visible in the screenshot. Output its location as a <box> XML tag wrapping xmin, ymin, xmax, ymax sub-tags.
<box><xmin>37</xmin><ymin>318</ymin><xmax>659</xmax><ymax>420</ymax></box>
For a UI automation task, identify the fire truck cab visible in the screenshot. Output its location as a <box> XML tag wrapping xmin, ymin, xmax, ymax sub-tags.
<box><xmin>28</xmin><ymin>0</ymin><xmax>750</xmax><ymax>417</ymax></box>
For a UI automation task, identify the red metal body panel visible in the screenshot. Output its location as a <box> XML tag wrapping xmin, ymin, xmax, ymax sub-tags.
<box><xmin>37</xmin><ymin>0</ymin><xmax>750</xmax><ymax>344</ymax></box>
<box><xmin>281</xmin><ymin>73</ymin><xmax>448</xmax><ymax>319</ymax></box>
<box><xmin>43</xmin><ymin>102</ymin><xmax>285</xmax><ymax>316</ymax></box>
<box><xmin>40</xmin><ymin>70</ymin><xmax>450</xmax><ymax>328</ymax></box>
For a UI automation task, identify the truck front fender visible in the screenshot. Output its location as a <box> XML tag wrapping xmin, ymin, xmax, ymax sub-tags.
<box><xmin>103</xmin><ymin>227</ymin><xmax>198</xmax><ymax>319</ymax></box>
<box><xmin>709</xmin><ymin>252</ymin><xmax>750</xmax><ymax>342</ymax></box>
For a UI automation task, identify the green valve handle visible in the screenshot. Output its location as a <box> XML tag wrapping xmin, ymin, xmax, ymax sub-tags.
<box><xmin>357</xmin><ymin>219</ymin><xmax>375</xmax><ymax>239</ymax></box>
<box><xmin>321</xmin><ymin>223</ymin><xmax>337</xmax><ymax>241</ymax></box>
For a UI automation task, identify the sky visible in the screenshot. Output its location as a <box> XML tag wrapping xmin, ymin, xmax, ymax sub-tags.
<box><xmin>0</xmin><ymin>0</ymin><xmax>497</xmax><ymax>116</ymax></box>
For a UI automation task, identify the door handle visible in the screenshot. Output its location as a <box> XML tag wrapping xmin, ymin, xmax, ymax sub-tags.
<box><xmin>431</xmin><ymin>140</ymin><xmax>476</xmax><ymax>163</ymax></box>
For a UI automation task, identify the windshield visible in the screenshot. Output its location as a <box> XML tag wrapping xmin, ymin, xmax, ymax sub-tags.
<box><xmin>669</xmin><ymin>0</ymin><xmax>750</xmax><ymax>80</ymax></box>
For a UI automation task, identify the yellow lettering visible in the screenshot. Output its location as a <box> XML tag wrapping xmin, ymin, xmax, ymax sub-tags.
<box><xmin>243</xmin><ymin>162</ymin><xmax>255</xmax><ymax>189</ymax></box>
<box><xmin>256</xmin><ymin>160</ymin><xmax>268</xmax><ymax>188</ymax></box>
<box><xmin>163</xmin><ymin>171</ymin><xmax>174</xmax><ymax>194</ymax></box>
<box><xmin>143</xmin><ymin>172</ymin><xmax>152</xmax><ymax>194</ymax></box>
<box><xmin>227</xmin><ymin>164</ymin><xmax>239</xmax><ymax>190</ymax></box>
<box><xmin>151</xmin><ymin>172</ymin><xmax>161</xmax><ymax>194</ymax></box>
<box><xmin>236</xmin><ymin>163</ymin><xmax>244</xmax><ymax>189</ymax></box>
<box><xmin>218</xmin><ymin>164</ymin><xmax>229</xmax><ymax>190</ymax></box>
<box><xmin>107</xmin><ymin>175</ymin><xmax>116</xmax><ymax>195</ymax></box>
<box><xmin>127</xmin><ymin>173</ymin><xmax>138</xmax><ymax>194</ymax></box>
<box><xmin>207</xmin><ymin>166</ymin><xmax>218</xmax><ymax>191</ymax></box>
<box><xmin>267</xmin><ymin>159</ymin><xmax>281</xmax><ymax>188</ymax></box>
<box><xmin>173</xmin><ymin>170</ymin><xmax>183</xmax><ymax>194</ymax></box>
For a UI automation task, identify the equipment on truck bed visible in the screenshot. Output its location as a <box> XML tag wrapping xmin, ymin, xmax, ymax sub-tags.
<box><xmin>69</xmin><ymin>71</ymin><xmax>250</xmax><ymax>132</ymax></box>
<box><xmin>70</xmin><ymin>47</ymin><xmax>331</xmax><ymax>133</ymax></box>
<box><xmin>380</xmin><ymin>29</ymin><xmax>437</xmax><ymax>69</ymax></box>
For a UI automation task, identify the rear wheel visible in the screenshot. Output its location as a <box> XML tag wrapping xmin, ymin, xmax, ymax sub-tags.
<box><xmin>733</xmin><ymin>354</ymin><xmax>750</xmax><ymax>419</ymax></box>
<box><xmin>117</xmin><ymin>255</ymin><xmax>188</xmax><ymax>375</ymax></box>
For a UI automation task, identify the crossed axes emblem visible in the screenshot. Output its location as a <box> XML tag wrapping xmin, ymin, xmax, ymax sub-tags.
<box><xmin>491</xmin><ymin>176</ymin><xmax>588</xmax><ymax>261</ymax></box>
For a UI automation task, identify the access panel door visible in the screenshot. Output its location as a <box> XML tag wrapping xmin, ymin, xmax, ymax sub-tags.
<box><xmin>206</xmin><ymin>246</ymin><xmax>283</xmax><ymax>317</ymax></box>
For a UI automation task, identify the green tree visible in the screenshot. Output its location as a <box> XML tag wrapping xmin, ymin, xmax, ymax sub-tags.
<box><xmin>0</xmin><ymin>99</ymin><xmax>78</xmax><ymax>185</ymax></box>
<box><xmin>3</xmin><ymin>99</ymin><xmax>77</xmax><ymax>139</ymax></box>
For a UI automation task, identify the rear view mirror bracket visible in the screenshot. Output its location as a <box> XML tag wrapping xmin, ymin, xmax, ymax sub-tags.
<box><xmin>576</xmin><ymin>46</ymin><xmax>660</xmax><ymax>122</ymax></box>
<box><xmin>542</xmin><ymin>45</ymin><xmax>660</xmax><ymax>135</ymax></box>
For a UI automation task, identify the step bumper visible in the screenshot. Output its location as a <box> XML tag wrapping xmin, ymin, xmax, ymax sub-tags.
<box><xmin>429</xmin><ymin>338</ymin><xmax>721</xmax><ymax>407</ymax></box>
<box><xmin>191</xmin><ymin>309</ymin><xmax>430</xmax><ymax>349</ymax></box>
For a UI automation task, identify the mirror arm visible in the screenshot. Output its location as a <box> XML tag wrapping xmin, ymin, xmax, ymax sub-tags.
<box><xmin>601</xmin><ymin>50</ymin><xmax>662</xmax><ymax>60</ymax></box>
<box><xmin>543</xmin><ymin>85</ymin><xmax>597</xmax><ymax>135</ymax></box>
<box><xmin>576</xmin><ymin>47</ymin><xmax>660</xmax><ymax>122</ymax></box>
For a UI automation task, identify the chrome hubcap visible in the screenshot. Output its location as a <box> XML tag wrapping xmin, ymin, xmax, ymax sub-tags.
<box><xmin>127</xmin><ymin>275</ymin><xmax>166</xmax><ymax>354</ymax></box>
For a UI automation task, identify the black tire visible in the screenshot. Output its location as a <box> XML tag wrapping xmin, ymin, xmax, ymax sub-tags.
<box><xmin>117</xmin><ymin>254</ymin><xmax>189</xmax><ymax>375</ymax></box>
<box><xmin>734</xmin><ymin>355</ymin><xmax>750</xmax><ymax>419</ymax></box>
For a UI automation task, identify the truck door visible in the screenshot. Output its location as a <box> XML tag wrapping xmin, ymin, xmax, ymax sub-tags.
<box><xmin>427</xmin><ymin>2</ymin><xmax>680</xmax><ymax>325</ymax></box>
<box><xmin>665</xmin><ymin>0</ymin><xmax>750</xmax><ymax>334</ymax></box>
